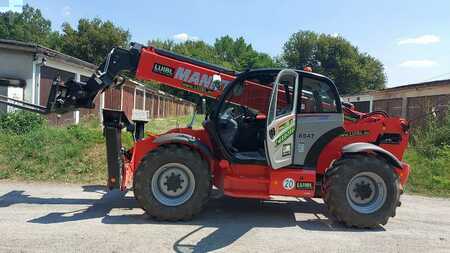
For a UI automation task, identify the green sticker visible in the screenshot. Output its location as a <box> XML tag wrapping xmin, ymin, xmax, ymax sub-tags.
<box><xmin>341</xmin><ymin>130</ymin><xmax>370</xmax><ymax>137</ymax></box>
<box><xmin>296</xmin><ymin>182</ymin><xmax>313</xmax><ymax>190</ymax></box>
<box><xmin>278</xmin><ymin>119</ymin><xmax>293</xmax><ymax>132</ymax></box>
<box><xmin>275</xmin><ymin>126</ymin><xmax>295</xmax><ymax>146</ymax></box>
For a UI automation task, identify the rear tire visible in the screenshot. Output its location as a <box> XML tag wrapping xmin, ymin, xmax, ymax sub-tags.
<box><xmin>133</xmin><ymin>144</ymin><xmax>211</xmax><ymax>221</ymax></box>
<box><xmin>323</xmin><ymin>154</ymin><xmax>400</xmax><ymax>228</ymax></box>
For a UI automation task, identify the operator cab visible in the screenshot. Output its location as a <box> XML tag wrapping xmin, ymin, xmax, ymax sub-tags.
<box><xmin>212</xmin><ymin>70</ymin><xmax>276</xmax><ymax>162</ymax></box>
<box><xmin>208</xmin><ymin>69</ymin><xmax>343</xmax><ymax>169</ymax></box>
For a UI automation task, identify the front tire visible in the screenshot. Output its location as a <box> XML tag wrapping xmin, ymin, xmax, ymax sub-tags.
<box><xmin>323</xmin><ymin>154</ymin><xmax>400</xmax><ymax>228</ymax></box>
<box><xmin>133</xmin><ymin>144</ymin><xmax>211</xmax><ymax>221</ymax></box>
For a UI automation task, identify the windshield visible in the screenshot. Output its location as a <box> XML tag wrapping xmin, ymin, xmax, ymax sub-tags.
<box><xmin>219</xmin><ymin>71</ymin><xmax>280</xmax><ymax>117</ymax></box>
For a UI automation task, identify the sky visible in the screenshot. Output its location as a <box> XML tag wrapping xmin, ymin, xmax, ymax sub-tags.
<box><xmin>16</xmin><ymin>0</ymin><xmax>450</xmax><ymax>87</ymax></box>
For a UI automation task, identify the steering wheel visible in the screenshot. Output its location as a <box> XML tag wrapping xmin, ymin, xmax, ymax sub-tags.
<box><xmin>238</xmin><ymin>106</ymin><xmax>258</xmax><ymax>121</ymax></box>
<box><xmin>220</xmin><ymin>107</ymin><xmax>236</xmax><ymax>120</ymax></box>
<box><xmin>221</xmin><ymin>106</ymin><xmax>256</xmax><ymax>124</ymax></box>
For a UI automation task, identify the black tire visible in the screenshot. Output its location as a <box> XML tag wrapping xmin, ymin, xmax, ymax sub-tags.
<box><xmin>323</xmin><ymin>154</ymin><xmax>400</xmax><ymax>228</ymax></box>
<box><xmin>133</xmin><ymin>144</ymin><xmax>211</xmax><ymax>221</ymax></box>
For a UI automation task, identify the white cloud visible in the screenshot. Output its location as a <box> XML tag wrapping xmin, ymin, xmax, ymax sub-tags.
<box><xmin>399</xmin><ymin>60</ymin><xmax>437</xmax><ymax>68</ymax></box>
<box><xmin>62</xmin><ymin>6</ymin><xmax>71</xmax><ymax>17</ymax></box>
<box><xmin>173</xmin><ymin>33</ymin><xmax>199</xmax><ymax>42</ymax></box>
<box><xmin>397</xmin><ymin>35</ymin><xmax>440</xmax><ymax>45</ymax></box>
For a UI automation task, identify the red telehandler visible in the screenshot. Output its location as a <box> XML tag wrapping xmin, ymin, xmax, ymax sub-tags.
<box><xmin>0</xmin><ymin>43</ymin><xmax>411</xmax><ymax>227</ymax></box>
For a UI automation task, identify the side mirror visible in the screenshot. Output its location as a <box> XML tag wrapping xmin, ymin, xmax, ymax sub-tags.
<box><xmin>211</xmin><ymin>74</ymin><xmax>222</xmax><ymax>90</ymax></box>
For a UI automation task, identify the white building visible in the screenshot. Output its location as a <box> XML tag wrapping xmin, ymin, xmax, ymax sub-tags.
<box><xmin>0</xmin><ymin>39</ymin><xmax>195</xmax><ymax>125</ymax></box>
<box><xmin>0</xmin><ymin>39</ymin><xmax>97</xmax><ymax>124</ymax></box>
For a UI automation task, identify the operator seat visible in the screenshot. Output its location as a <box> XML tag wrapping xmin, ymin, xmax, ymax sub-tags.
<box><xmin>218</xmin><ymin>115</ymin><xmax>238</xmax><ymax>150</ymax></box>
<box><xmin>217</xmin><ymin>107</ymin><xmax>267</xmax><ymax>163</ymax></box>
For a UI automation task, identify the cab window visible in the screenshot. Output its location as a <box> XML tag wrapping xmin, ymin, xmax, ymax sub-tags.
<box><xmin>275</xmin><ymin>79</ymin><xmax>295</xmax><ymax>118</ymax></box>
<box><xmin>299</xmin><ymin>77</ymin><xmax>338</xmax><ymax>113</ymax></box>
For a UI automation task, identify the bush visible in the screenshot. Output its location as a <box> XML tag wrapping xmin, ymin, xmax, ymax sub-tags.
<box><xmin>404</xmin><ymin>113</ymin><xmax>450</xmax><ymax>196</ymax></box>
<box><xmin>0</xmin><ymin>110</ymin><xmax>45</xmax><ymax>134</ymax></box>
<box><xmin>410</xmin><ymin>112</ymin><xmax>450</xmax><ymax>156</ymax></box>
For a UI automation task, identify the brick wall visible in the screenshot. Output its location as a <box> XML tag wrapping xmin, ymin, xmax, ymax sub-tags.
<box><xmin>344</xmin><ymin>80</ymin><xmax>450</xmax><ymax>128</ymax></box>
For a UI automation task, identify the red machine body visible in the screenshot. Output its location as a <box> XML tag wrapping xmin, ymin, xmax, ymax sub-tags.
<box><xmin>115</xmin><ymin>46</ymin><xmax>410</xmax><ymax>199</ymax></box>
<box><xmin>0</xmin><ymin>42</ymin><xmax>411</xmax><ymax>226</ymax></box>
<box><xmin>120</xmin><ymin>113</ymin><xmax>410</xmax><ymax>199</ymax></box>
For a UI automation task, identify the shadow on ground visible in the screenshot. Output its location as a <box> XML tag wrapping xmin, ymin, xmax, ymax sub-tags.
<box><xmin>0</xmin><ymin>185</ymin><xmax>384</xmax><ymax>253</ymax></box>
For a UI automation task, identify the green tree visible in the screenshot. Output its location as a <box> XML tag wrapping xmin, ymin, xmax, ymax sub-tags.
<box><xmin>282</xmin><ymin>30</ymin><xmax>386</xmax><ymax>94</ymax></box>
<box><xmin>60</xmin><ymin>18</ymin><xmax>130</xmax><ymax>65</ymax></box>
<box><xmin>214</xmin><ymin>35</ymin><xmax>279</xmax><ymax>70</ymax></box>
<box><xmin>0</xmin><ymin>4</ymin><xmax>53</xmax><ymax>46</ymax></box>
<box><xmin>46</xmin><ymin>31</ymin><xmax>64</xmax><ymax>51</ymax></box>
<box><xmin>150</xmin><ymin>39</ymin><xmax>226</xmax><ymax>67</ymax></box>
<box><xmin>0</xmin><ymin>5</ymin><xmax>129</xmax><ymax>66</ymax></box>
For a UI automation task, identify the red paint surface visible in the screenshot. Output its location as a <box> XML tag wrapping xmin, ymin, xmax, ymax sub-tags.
<box><xmin>119</xmin><ymin>46</ymin><xmax>411</xmax><ymax>199</ymax></box>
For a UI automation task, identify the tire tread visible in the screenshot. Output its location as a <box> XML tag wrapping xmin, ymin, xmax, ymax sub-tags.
<box><xmin>323</xmin><ymin>154</ymin><xmax>401</xmax><ymax>228</ymax></box>
<box><xmin>133</xmin><ymin>144</ymin><xmax>211</xmax><ymax>221</ymax></box>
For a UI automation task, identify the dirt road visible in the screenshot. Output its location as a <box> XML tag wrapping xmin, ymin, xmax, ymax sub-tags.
<box><xmin>0</xmin><ymin>181</ymin><xmax>448</xmax><ymax>252</ymax></box>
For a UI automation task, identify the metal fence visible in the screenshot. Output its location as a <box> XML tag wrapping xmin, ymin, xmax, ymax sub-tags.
<box><xmin>45</xmin><ymin>79</ymin><xmax>195</xmax><ymax>125</ymax></box>
<box><xmin>101</xmin><ymin>80</ymin><xmax>195</xmax><ymax>121</ymax></box>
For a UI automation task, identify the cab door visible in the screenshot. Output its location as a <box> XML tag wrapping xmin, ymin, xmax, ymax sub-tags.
<box><xmin>293</xmin><ymin>76</ymin><xmax>344</xmax><ymax>167</ymax></box>
<box><xmin>265</xmin><ymin>69</ymin><xmax>299</xmax><ymax>169</ymax></box>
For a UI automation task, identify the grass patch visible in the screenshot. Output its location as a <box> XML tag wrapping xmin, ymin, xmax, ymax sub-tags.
<box><xmin>0</xmin><ymin>112</ymin><xmax>204</xmax><ymax>184</ymax></box>
<box><xmin>403</xmin><ymin>115</ymin><xmax>450</xmax><ymax>197</ymax></box>
<box><xmin>145</xmin><ymin>114</ymin><xmax>204</xmax><ymax>133</ymax></box>
<box><xmin>0</xmin><ymin>122</ymin><xmax>105</xmax><ymax>183</ymax></box>
<box><xmin>404</xmin><ymin>147</ymin><xmax>450</xmax><ymax>197</ymax></box>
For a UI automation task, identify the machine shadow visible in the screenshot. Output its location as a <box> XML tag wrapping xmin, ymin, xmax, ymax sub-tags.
<box><xmin>0</xmin><ymin>185</ymin><xmax>384</xmax><ymax>252</ymax></box>
<box><xmin>0</xmin><ymin>185</ymin><xmax>139</xmax><ymax>224</ymax></box>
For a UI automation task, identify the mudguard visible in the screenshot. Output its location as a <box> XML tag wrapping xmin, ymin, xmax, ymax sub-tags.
<box><xmin>153</xmin><ymin>133</ymin><xmax>214</xmax><ymax>164</ymax></box>
<box><xmin>341</xmin><ymin>142</ymin><xmax>403</xmax><ymax>169</ymax></box>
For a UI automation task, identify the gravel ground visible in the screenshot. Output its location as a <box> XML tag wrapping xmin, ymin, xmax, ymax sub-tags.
<box><xmin>0</xmin><ymin>181</ymin><xmax>449</xmax><ymax>253</ymax></box>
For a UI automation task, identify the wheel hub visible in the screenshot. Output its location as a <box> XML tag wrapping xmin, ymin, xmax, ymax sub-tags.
<box><xmin>164</xmin><ymin>172</ymin><xmax>184</xmax><ymax>192</ymax></box>
<box><xmin>151</xmin><ymin>163</ymin><xmax>195</xmax><ymax>206</ymax></box>
<box><xmin>352</xmin><ymin>179</ymin><xmax>374</xmax><ymax>202</ymax></box>
<box><xmin>346</xmin><ymin>171</ymin><xmax>387</xmax><ymax>214</ymax></box>
<box><xmin>159</xmin><ymin>168</ymin><xmax>188</xmax><ymax>197</ymax></box>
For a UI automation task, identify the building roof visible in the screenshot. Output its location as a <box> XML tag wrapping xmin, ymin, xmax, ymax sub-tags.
<box><xmin>0</xmin><ymin>39</ymin><xmax>97</xmax><ymax>70</ymax></box>
<box><xmin>384</xmin><ymin>78</ymin><xmax>450</xmax><ymax>92</ymax></box>
<box><xmin>343</xmin><ymin>78</ymin><xmax>450</xmax><ymax>98</ymax></box>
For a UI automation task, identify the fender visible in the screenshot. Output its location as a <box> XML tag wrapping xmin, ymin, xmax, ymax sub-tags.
<box><xmin>153</xmin><ymin>133</ymin><xmax>214</xmax><ymax>166</ymax></box>
<box><xmin>341</xmin><ymin>142</ymin><xmax>403</xmax><ymax>169</ymax></box>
